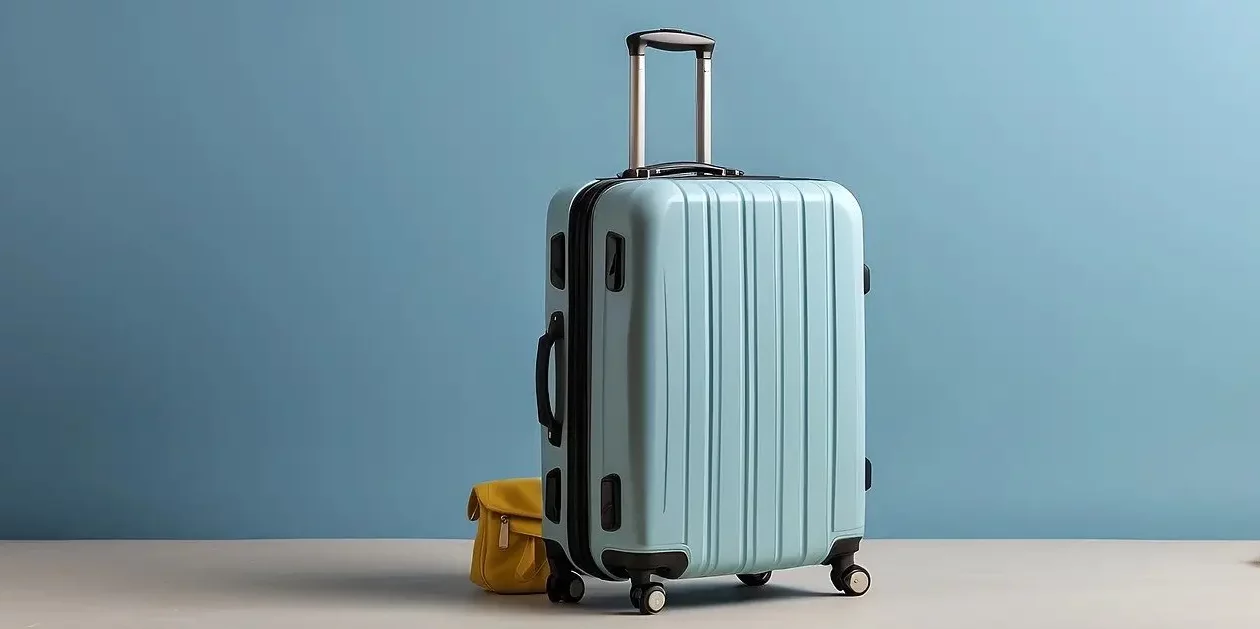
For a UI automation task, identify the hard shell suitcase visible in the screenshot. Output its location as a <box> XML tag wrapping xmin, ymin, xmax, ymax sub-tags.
<box><xmin>535</xmin><ymin>28</ymin><xmax>873</xmax><ymax>615</ymax></box>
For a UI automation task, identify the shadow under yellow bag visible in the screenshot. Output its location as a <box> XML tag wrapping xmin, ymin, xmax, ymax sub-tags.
<box><xmin>467</xmin><ymin>477</ymin><xmax>550</xmax><ymax>594</ymax></box>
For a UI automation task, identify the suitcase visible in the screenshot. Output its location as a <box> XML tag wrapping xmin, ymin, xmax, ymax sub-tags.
<box><xmin>534</xmin><ymin>28</ymin><xmax>873</xmax><ymax>615</ymax></box>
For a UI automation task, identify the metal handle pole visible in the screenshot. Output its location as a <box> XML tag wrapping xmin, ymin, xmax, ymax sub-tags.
<box><xmin>629</xmin><ymin>55</ymin><xmax>646</xmax><ymax>170</ymax></box>
<box><xmin>696</xmin><ymin>57</ymin><xmax>712</xmax><ymax>165</ymax></box>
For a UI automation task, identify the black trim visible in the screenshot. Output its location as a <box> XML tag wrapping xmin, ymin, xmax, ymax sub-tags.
<box><xmin>821</xmin><ymin>536</ymin><xmax>862</xmax><ymax>567</ymax></box>
<box><xmin>599</xmin><ymin>474</ymin><xmax>622</xmax><ymax>531</ymax></box>
<box><xmin>561</xmin><ymin>171</ymin><xmax>831</xmax><ymax>583</ymax></box>
<box><xmin>545</xmin><ymin>468</ymin><xmax>562</xmax><ymax>524</ymax></box>
<box><xmin>601</xmin><ymin>549</ymin><xmax>690</xmax><ymax>580</ymax></box>
<box><xmin>563</xmin><ymin>177</ymin><xmax>624</xmax><ymax>581</ymax></box>
<box><xmin>865</xmin><ymin>457</ymin><xmax>872</xmax><ymax>491</ymax></box>
<box><xmin>549</xmin><ymin>233</ymin><xmax>566</xmax><ymax>289</ymax></box>
<box><xmin>604</xmin><ymin>232</ymin><xmax>625</xmax><ymax>292</ymax></box>
<box><xmin>863</xmin><ymin>263</ymin><xmax>870</xmax><ymax>295</ymax></box>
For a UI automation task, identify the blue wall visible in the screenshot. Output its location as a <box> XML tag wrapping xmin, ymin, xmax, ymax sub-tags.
<box><xmin>2</xmin><ymin>0</ymin><xmax>1258</xmax><ymax>540</ymax></box>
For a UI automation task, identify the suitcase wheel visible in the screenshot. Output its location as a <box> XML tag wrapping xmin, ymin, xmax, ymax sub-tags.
<box><xmin>736</xmin><ymin>571</ymin><xmax>772</xmax><ymax>587</ymax></box>
<box><xmin>546</xmin><ymin>571</ymin><xmax>585</xmax><ymax>604</ymax></box>
<box><xmin>830</xmin><ymin>562</ymin><xmax>871</xmax><ymax>597</ymax></box>
<box><xmin>630</xmin><ymin>582</ymin><xmax>667</xmax><ymax>615</ymax></box>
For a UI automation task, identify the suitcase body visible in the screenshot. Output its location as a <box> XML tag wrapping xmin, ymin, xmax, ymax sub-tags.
<box><xmin>534</xmin><ymin>29</ymin><xmax>872</xmax><ymax>615</ymax></box>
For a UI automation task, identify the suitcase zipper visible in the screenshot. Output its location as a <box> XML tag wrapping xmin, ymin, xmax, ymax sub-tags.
<box><xmin>498</xmin><ymin>515</ymin><xmax>510</xmax><ymax>550</ymax></box>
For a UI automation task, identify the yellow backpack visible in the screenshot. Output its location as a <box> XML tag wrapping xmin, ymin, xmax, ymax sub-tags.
<box><xmin>466</xmin><ymin>477</ymin><xmax>550</xmax><ymax>594</ymax></box>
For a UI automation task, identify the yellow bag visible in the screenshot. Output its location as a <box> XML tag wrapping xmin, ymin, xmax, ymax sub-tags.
<box><xmin>466</xmin><ymin>477</ymin><xmax>550</xmax><ymax>594</ymax></box>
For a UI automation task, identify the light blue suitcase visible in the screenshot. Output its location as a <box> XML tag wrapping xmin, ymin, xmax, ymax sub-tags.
<box><xmin>534</xmin><ymin>28</ymin><xmax>873</xmax><ymax>615</ymax></box>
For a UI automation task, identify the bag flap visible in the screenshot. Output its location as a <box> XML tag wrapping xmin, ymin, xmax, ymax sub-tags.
<box><xmin>508</xmin><ymin>516</ymin><xmax>542</xmax><ymax>538</ymax></box>
<box><xmin>466</xmin><ymin>477</ymin><xmax>543</xmax><ymax>522</ymax></box>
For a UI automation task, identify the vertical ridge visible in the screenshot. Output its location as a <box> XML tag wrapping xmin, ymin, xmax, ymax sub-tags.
<box><xmin>797</xmin><ymin>184</ymin><xmax>809</xmax><ymax>562</ymax></box>
<box><xmin>662</xmin><ymin>241</ymin><xmax>671</xmax><ymax>515</ymax></box>
<box><xmin>705</xmin><ymin>182</ymin><xmax>719</xmax><ymax>575</ymax></box>
<box><xmin>683</xmin><ymin>185</ymin><xmax>691</xmax><ymax>541</ymax></box>
<box><xmin>735</xmin><ymin>184</ymin><xmax>745</xmax><ymax>577</ymax></box>
<box><xmin>822</xmin><ymin>184</ymin><xmax>838</xmax><ymax>532</ymax></box>
<box><xmin>774</xmin><ymin>184</ymin><xmax>785</xmax><ymax>565</ymax></box>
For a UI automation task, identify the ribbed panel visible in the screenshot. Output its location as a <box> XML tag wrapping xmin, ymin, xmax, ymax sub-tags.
<box><xmin>654</xmin><ymin>180</ymin><xmax>862</xmax><ymax>577</ymax></box>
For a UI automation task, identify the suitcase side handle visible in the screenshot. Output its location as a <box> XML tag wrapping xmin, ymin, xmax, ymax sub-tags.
<box><xmin>535</xmin><ymin>311</ymin><xmax>565</xmax><ymax>447</ymax></box>
<box><xmin>620</xmin><ymin>160</ymin><xmax>744</xmax><ymax>179</ymax></box>
<box><xmin>626</xmin><ymin>28</ymin><xmax>718</xmax><ymax>171</ymax></box>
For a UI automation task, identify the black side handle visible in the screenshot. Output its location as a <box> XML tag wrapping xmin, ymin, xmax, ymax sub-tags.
<box><xmin>626</xmin><ymin>28</ymin><xmax>715</xmax><ymax>58</ymax></box>
<box><xmin>536</xmin><ymin>312</ymin><xmax>565</xmax><ymax>447</ymax></box>
<box><xmin>621</xmin><ymin>161</ymin><xmax>744</xmax><ymax>179</ymax></box>
<box><xmin>864</xmin><ymin>264</ymin><xmax>870</xmax><ymax>295</ymax></box>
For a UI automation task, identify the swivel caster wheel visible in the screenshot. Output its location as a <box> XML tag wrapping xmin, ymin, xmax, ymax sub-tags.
<box><xmin>736</xmin><ymin>571</ymin><xmax>772</xmax><ymax>586</ymax></box>
<box><xmin>830</xmin><ymin>563</ymin><xmax>871</xmax><ymax>597</ymax></box>
<box><xmin>546</xmin><ymin>572</ymin><xmax>585</xmax><ymax>604</ymax></box>
<box><xmin>629</xmin><ymin>582</ymin><xmax>667</xmax><ymax>615</ymax></box>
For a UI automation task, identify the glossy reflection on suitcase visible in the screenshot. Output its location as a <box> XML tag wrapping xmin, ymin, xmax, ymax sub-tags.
<box><xmin>534</xmin><ymin>28</ymin><xmax>872</xmax><ymax>615</ymax></box>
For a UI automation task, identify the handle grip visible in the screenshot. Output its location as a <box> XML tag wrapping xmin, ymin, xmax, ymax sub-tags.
<box><xmin>535</xmin><ymin>312</ymin><xmax>564</xmax><ymax>447</ymax></box>
<box><xmin>621</xmin><ymin>161</ymin><xmax>744</xmax><ymax>179</ymax></box>
<box><xmin>626</xmin><ymin>29</ymin><xmax>715</xmax><ymax>58</ymax></box>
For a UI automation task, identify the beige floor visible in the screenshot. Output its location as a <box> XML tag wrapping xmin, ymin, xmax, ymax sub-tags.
<box><xmin>2</xmin><ymin>539</ymin><xmax>1258</xmax><ymax>628</ymax></box>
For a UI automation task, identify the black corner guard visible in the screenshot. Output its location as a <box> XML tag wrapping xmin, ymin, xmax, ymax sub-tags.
<box><xmin>544</xmin><ymin>468</ymin><xmax>562</xmax><ymax>524</ymax></box>
<box><xmin>601</xmin><ymin>549</ymin><xmax>689</xmax><ymax>580</ymax></box>
<box><xmin>544</xmin><ymin>539</ymin><xmax>576</xmax><ymax>577</ymax></box>
<box><xmin>822</xmin><ymin>536</ymin><xmax>862</xmax><ymax>567</ymax></box>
